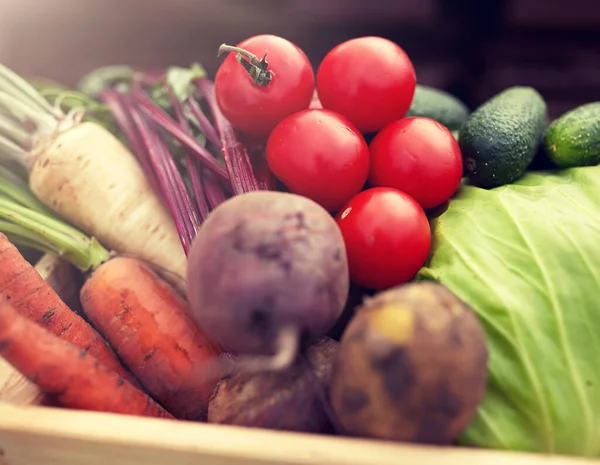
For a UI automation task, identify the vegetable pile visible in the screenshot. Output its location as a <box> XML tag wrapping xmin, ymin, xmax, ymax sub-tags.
<box><xmin>0</xmin><ymin>32</ymin><xmax>599</xmax><ymax>459</ymax></box>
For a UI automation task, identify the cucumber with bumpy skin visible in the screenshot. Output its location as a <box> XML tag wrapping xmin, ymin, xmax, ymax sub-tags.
<box><xmin>543</xmin><ymin>102</ymin><xmax>600</xmax><ymax>168</ymax></box>
<box><xmin>458</xmin><ymin>86</ymin><xmax>548</xmax><ymax>189</ymax></box>
<box><xmin>407</xmin><ymin>85</ymin><xmax>469</xmax><ymax>131</ymax></box>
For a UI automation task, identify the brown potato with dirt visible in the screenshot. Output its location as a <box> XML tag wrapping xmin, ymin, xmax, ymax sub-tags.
<box><xmin>186</xmin><ymin>191</ymin><xmax>349</xmax><ymax>365</ymax></box>
<box><xmin>330</xmin><ymin>281</ymin><xmax>488</xmax><ymax>445</ymax></box>
<box><xmin>208</xmin><ymin>337</ymin><xmax>338</xmax><ymax>433</ymax></box>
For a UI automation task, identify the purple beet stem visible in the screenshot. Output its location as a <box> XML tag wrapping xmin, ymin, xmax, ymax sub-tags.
<box><xmin>166</xmin><ymin>85</ymin><xmax>217</xmax><ymax>221</ymax></box>
<box><xmin>104</xmin><ymin>75</ymin><xmax>267</xmax><ymax>246</ymax></box>
<box><xmin>99</xmin><ymin>91</ymin><xmax>161</xmax><ymax>194</ymax></box>
<box><xmin>187</xmin><ymin>96</ymin><xmax>221</xmax><ymax>148</ymax></box>
<box><xmin>127</xmin><ymin>103</ymin><xmax>201</xmax><ymax>254</ymax></box>
<box><xmin>195</xmin><ymin>78</ymin><xmax>262</xmax><ymax>195</ymax></box>
<box><xmin>202</xmin><ymin>167</ymin><xmax>229</xmax><ymax>210</ymax></box>
<box><xmin>132</xmin><ymin>87</ymin><xmax>230</xmax><ymax>182</ymax></box>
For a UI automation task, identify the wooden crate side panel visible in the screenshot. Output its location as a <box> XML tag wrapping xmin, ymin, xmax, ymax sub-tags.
<box><xmin>0</xmin><ymin>403</ymin><xmax>599</xmax><ymax>465</ymax></box>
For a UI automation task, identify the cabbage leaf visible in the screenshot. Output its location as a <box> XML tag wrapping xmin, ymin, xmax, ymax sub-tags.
<box><xmin>417</xmin><ymin>165</ymin><xmax>600</xmax><ymax>457</ymax></box>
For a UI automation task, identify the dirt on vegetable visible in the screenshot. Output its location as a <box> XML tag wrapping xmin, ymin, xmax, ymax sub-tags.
<box><xmin>330</xmin><ymin>281</ymin><xmax>488</xmax><ymax>445</ymax></box>
<box><xmin>186</xmin><ymin>191</ymin><xmax>349</xmax><ymax>367</ymax></box>
<box><xmin>208</xmin><ymin>336</ymin><xmax>339</xmax><ymax>433</ymax></box>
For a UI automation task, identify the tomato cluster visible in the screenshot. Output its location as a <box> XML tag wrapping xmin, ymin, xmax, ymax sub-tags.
<box><xmin>214</xmin><ymin>35</ymin><xmax>463</xmax><ymax>291</ymax></box>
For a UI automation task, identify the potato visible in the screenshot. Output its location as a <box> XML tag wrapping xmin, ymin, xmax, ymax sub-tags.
<box><xmin>330</xmin><ymin>281</ymin><xmax>488</xmax><ymax>445</ymax></box>
<box><xmin>208</xmin><ymin>337</ymin><xmax>338</xmax><ymax>433</ymax></box>
<box><xmin>187</xmin><ymin>191</ymin><xmax>349</xmax><ymax>360</ymax></box>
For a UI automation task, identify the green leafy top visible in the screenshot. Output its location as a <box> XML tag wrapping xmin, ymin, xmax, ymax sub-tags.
<box><xmin>150</xmin><ymin>64</ymin><xmax>207</xmax><ymax>108</ymax></box>
<box><xmin>417</xmin><ymin>165</ymin><xmax>600</xmax><ymax>458</ymax></box>
<box><xmin>76</xmin><ymin>65</ymin><xmax>135</xmax><ymax>98</ymax></box>
<box><xmin>0</xmin><ymin>166</ymin><xmax>110</xmax><ymax>271</ymax></box>
<box><xmin>32</xmin><ymin>78</ymin><xmax>119</xmax><ymax>134</ymax></box>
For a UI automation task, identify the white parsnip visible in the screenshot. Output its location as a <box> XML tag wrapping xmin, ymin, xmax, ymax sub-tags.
<box><xmin>28</xmin><ymin>122</ymin><xmax>187</xmax><ymax>284</ymax></box>
<box><xmin>0</xmin><ymin>63</ymin><xmax>188</xmax><ymax>288</ymax></box>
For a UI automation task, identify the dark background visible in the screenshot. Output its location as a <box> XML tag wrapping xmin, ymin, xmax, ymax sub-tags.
<box><xmin>0</xmin><ymin>0</ymin><xmax>598</xmax><ymax>119</ymax></box>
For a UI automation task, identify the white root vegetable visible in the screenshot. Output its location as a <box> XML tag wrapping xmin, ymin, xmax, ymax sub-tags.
<box><xmin>0</xmin><ymin>63</ymin><xmax>187</xmax><ymax>287</ymax></box>
<box><xmin>28</xmin><ymin>122</ymin><xmax>187</xmax><ymax>283</ymax></box>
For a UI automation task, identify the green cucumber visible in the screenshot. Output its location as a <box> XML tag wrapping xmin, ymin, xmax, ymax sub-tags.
<box><xmin>458</xmin><ymin>86</ymin><xmax>548</xmax><ymax>189</ymax></box>
<box><xmin>543</xmin><ymin>102</ymin><xmax>600</xmax><ymax>168</ymax></box>
<box><xmin>407</xmin><ymin>85</ymin><xmax>469</xmax><ymax>131</ymax></box>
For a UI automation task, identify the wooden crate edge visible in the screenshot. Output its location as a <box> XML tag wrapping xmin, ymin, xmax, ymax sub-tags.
<box><xmin>0</xmin><ymin>403</ymin><xmax>597</xmax><ymax>465</ymax></box>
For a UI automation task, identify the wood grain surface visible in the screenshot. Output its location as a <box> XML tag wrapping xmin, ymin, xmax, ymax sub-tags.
<box><xmin>0</xmin><ymin>403</ymin><xmax>599</xmax><ymax>465</ymax></box>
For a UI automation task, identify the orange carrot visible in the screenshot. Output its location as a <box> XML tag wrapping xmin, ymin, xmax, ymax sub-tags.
<box><xmin>0</xmin><ymin>302</ymin><xmax>174</xmax><ymax>419</ymax></box>
<box><xmin>80</xmin><ymin>256</ymin><xmax>222</xmax><ymax>421</ymax></box>
<box><xmin>0</xmin><ymin>234</ymin><xmax>140</xmax><ymax>387</ymax></box>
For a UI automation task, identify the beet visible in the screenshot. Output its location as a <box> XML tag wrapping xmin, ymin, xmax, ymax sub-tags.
<box><xmin>186</xmin><ymin>191</ymin><xmax>349</xmax><ymax>369</ymax></box>
<box><xmin>208</xmin><ymin>337</ymin><xmax>339</xmax><ymax>433</ymax></box>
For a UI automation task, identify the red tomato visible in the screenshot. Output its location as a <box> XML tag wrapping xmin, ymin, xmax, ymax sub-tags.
<box><xmin>369</xmin><ymin>117</ymin><xmax>463</xmax><ymax>210</ymax></box>
<box><xmin>316</xmin><ymin>36</ymin><xmax>416</xmax><ymax>134</ymax></box>
<box><xmin>214</xmin><ymin>34</ymin><xmax>315</xmax><ymax>139</ymax></box>
<box><xmin>335</xmin><ymin>187</ymin><xmax>431</xmax><ymax>290</ymax></box>
<box><xmin>266</xmin><ymin>109</ymin><xmax>370</xmax><ymax>213</ymax></box>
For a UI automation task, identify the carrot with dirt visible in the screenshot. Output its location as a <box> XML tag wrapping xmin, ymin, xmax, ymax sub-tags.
<box><xmin>0</xmin><ymin>301</ymin><xmax>173</xmax><ymax>418</ymax></box>
<box><xmin>0</xmin><ymin>252</ymin><xmax>89</xmax><ymax>407</ymax></box>
<box><xmin>80</xmin><ymin>256</ymin><xmax>222</xmax><ymax>420</ymax></box>
<box><xmin>0</xmin><ymin>234</ymin><xmax>138</xmax><ymax>386</ymax></box>
<box><xmin>0</xmin><ymin>168</ymin><xmax>222</xmax><ymax>420</ymax></box>
<box><xmin>0</xmin><ymin>168</ymin><xmax>137</xmax><ymax>385</ymax></box>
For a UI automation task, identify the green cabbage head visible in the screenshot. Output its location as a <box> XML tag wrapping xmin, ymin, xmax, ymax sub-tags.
<box><xmin>417</xmin><ymin>165</ymin><xmax>600</xmax><ymax>457</ymax></box>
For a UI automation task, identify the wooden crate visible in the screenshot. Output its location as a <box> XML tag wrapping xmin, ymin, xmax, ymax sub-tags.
<box><xmin>0</xmin><ymin>249</ymin><xmax>598</xmax><ymax>465</ymax></box>
<box><xmin>0</xmin><ymin>402</ymin><xmax>598</xmax><ymax>465</ymax></box>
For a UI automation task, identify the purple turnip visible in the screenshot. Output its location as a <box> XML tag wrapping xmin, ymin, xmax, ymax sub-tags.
<box><xmin>186</xmin><ymin>191</ymin><xmax>349</xmax><ymax>371</ymax></box>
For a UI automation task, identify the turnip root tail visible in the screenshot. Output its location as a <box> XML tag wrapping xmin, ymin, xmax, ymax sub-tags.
<box><xmin>188</xmin><ymin>327</ymin><xmax>301</xmax><ymax>383</ymax></box>
<box><xmin>0</xmin><ymin>62</ymin><xmax>187</xmax><ymax>288</ymax></box>
<box><xmin>226</xmin><ymin>325</ymin><xmax>300</xmax><ymax>373</ymax></box>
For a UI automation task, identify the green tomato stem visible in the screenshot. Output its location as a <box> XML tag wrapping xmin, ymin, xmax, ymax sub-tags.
<box><xmin>217</xmin><ymin>43</ymin><xmax>273</xmax><ymax>87</ymax></box>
